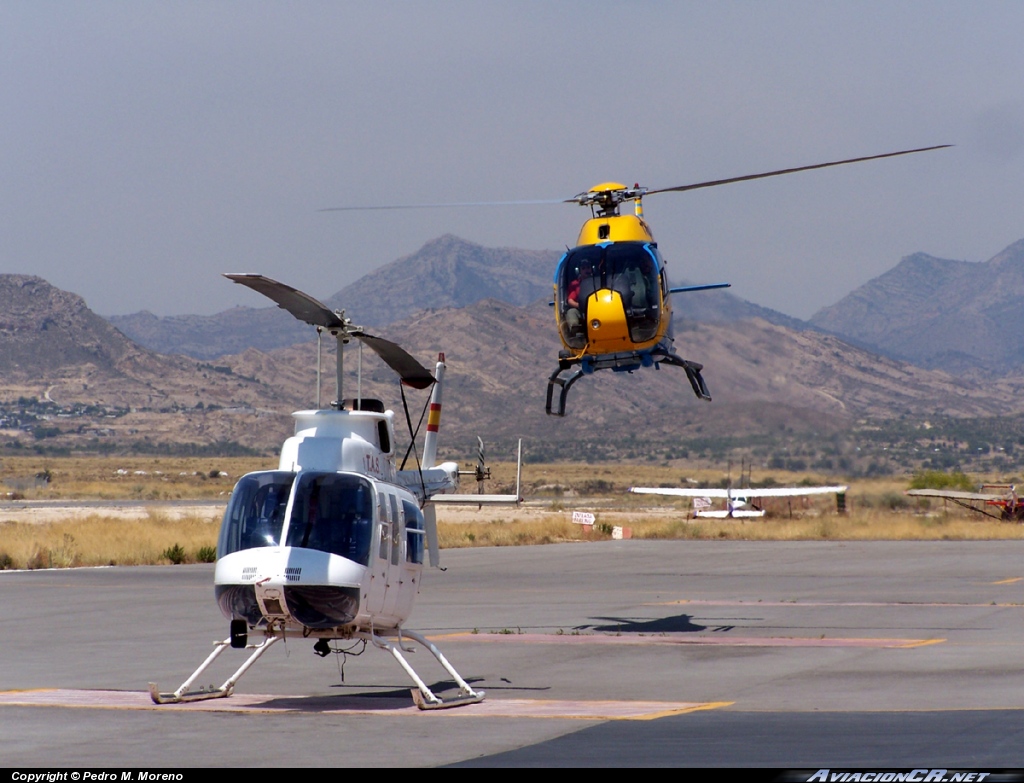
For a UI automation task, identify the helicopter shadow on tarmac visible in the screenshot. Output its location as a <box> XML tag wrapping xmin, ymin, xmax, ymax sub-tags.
<box><xmin>573</xmin><ymin>612</ymin><xmax>709</xmax><ymax>634</ymax></box>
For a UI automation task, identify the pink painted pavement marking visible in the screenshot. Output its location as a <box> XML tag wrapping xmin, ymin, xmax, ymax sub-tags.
<box><xmin>439</xmin><ymin>632</ymin><xmax>940</xmax><ymax>648</ymax></box>
<box><xmin>0</xmin><ymin>689</ymin><xmax>727</xmax><ymax>719</ymax></box>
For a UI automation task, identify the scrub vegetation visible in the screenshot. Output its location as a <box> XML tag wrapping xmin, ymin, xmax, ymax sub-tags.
<box><xmin>437</xmin><ymin>508</ymin><xmax>1024</xmax><ymax>550</ymax></box>
<box><xmin>1</xmin><ymin>457</ymin><xmax>1023</xmax><ymax>570</ymax></box>
<box><xmin>0</xmin><ymin>456</ymin><xmax>266</xmax><ymax>500</ymax></box>
<box><xmin>0</xmin><ymin>510</ymin><xmax>220</xmax><ymax>569</ymax></box>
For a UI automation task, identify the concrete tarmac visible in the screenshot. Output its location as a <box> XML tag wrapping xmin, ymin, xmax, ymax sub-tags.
<box><xmin>2</xmin><ymin>540</ymin><xmax>1024</xmax><ymax>767</ymax></box>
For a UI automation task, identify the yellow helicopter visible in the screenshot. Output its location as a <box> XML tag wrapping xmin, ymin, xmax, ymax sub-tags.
<box><xmin>547</xmin><ymin>180</ymin><xmax>726</xmax><ymax>416</ymax></box>
<box><xmin>325</xmin><ymin>144</ymin><xmax>950</xmax><ymax>416</ymax></box>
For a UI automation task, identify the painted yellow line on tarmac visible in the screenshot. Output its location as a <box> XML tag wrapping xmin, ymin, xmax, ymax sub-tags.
<box><xmin>992</xmin><ymin>577</ymin><xmax>1022</xmax><ymax>585</ymax></box>
<box><xmin>0</xmin><ymin>689</ymin><xmax>731</xmax><ymax>720</ymax></box>
<box><xmin>655</xmin><ymin>599</ymin><xmax>1024</xmax><ymax>607</ymax></box>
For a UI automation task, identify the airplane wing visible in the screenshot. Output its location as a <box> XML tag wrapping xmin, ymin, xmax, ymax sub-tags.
<box><xmin>904</xmin><ymin>489</ymin><xmax>1007</xmax><ymax>502</ymax></box>
<box><xmin>730</xmin><ymin>486</ymin><xmax>847</xmax><ymax>498</ymax></box>
<box><xmin>429</xmin><ymin>494</ymin><xmax>520</xmax><ymax>505</ymax></box>
<box><xmin>629</xmin><ymin>487</ymin><xmax>731</xmax><ymax>498</ymax></box>
<box><xmin>629</xmin><ymin>486</ymin><xmax>847</xmax><ymax>498</ymax></box>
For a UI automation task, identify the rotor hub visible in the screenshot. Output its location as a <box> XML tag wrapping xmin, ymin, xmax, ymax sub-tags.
<box><xmin>572</xmin><ymin>182</ymin><xmax>647</xmax><ymax>216</ymax></box>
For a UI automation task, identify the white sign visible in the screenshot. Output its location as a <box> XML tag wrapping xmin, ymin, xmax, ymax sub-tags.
<box><xmin>572</xmin><ymin>511</ymin><xmax>596</xmax><ymax>525</ymax></box>
<box><xmin>692</xmin><ymin>496</ymin><xmax>713</xmax><ymax>510</ymax></box>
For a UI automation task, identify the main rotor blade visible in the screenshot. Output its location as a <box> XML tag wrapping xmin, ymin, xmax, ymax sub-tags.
<box><xmin>646</xmin><ymin>145</ymin><xmax>952</xmax><ymax>196</ymax></box>
<box><xmin>320</xmin><ymin>198</ymin><xmax>570</xmax><ymax>212</ymax></box>
<box><xmin>225</xmin><ymin>273</ymin><xmax>435</xmax><ymax>389</ymax></box>
<box><xmin>224</xmin><ymin>273</ymin><xmax>344</xmax><ymax>329</ymax></box>
<box><xmin>354</xmin><ymin>333</ymin><xmax>435</xmax><ymax>389</ymax></box>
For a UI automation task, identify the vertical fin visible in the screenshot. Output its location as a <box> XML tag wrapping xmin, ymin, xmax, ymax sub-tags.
<box><xmin>421</xmin><ymin>353</ymin><xmax>446</xmax><ymax>468</ymax></box>
<box><xmin>515</xmin><ymin>439</ymin><xmax>523</xmax><ymax>504</ymax></box>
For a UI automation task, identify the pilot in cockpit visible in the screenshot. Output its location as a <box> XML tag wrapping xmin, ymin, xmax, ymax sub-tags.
<box><xmin>564</xmin><ymin>258</ymin><xmax>595</xmax><ymax>336</ymax></box>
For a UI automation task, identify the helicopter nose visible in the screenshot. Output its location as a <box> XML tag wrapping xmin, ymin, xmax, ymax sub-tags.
<box><xmin>215</xmin><ymin>582</ymin><xmax>361</xmax><ymax>628</ymax></box>
<box><xmin>283</xmin><ymin>585</ymin><xmax>360</xmax><ymax>628</ymax></box>
<box><xmin>585</xmin><ymin>290</ymin><xmax>631</xmax><ymax>352</ymax></box>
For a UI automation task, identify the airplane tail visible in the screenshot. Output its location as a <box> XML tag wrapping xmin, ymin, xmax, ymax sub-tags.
<box><xmin>421</xmin><ymin>353</ymin><xmax>445</xmax><ymax>469</ymax></box>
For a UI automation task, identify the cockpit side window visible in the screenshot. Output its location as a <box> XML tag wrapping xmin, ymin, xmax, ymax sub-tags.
<box><xmin>388</xmin><ymin>495</ymin><xmax>401</xmax><ymax>566</ymax></box>
<box><xmin>377</xmin><ymin>492</ymin><xmax>390</xmax><ymax>561</ymax></box>
<box><xmin>218</xmin><ymin>471</ymin><xmax>295</xmax><ymax>557</ymax></box>
<box><xmin>557</xmin><ymin>246</ymin><xmax>603</xmax><ymax>349</ymax></box>
<box><xmin>606</xmin><ymin>243</ymin><xmax>660</xmax><ymax>343</ymax></box>
<box><xmin>402</xmin><ymin>500</ymin><xmax>425</xmax><ymax>565</ymax></box>
<box><xmin>284</xmin><ymin>472</ymin><xmax>374</xmax><ymax>565</ymax></box>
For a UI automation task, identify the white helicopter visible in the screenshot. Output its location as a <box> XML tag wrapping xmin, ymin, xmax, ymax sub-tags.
<box><xmin>149</xmin><ymin>274</ymin><xmax>522</xmax><ymax>710</ymax></box>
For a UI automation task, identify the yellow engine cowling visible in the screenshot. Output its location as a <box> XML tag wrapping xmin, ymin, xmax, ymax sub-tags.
<box><xmin>576</xmin><ymin>214</ymin><xmax>655</xmax><ymax>247</ymax></box>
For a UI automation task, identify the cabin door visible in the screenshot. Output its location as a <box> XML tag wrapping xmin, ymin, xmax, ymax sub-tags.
<box><xmin>365</xmin><ymin>492</ymin><xmax>403</xmax><ymax>623</ymax></box>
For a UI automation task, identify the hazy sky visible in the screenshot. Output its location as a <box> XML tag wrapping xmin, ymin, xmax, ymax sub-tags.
<box><xmin>3</xmin><ymin>2</ymin><xmax>1023</xmax><ymax>319</ymax></box>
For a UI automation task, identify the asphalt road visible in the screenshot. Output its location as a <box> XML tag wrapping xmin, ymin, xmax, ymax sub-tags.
<box><xmin>3</xmin><ymin>540</ymin><xmax>1024</xmax><ymax>767</ymax></box>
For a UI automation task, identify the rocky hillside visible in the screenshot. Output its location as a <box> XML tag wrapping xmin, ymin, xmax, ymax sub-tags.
<box><xmin>5</xmin><ymin>273</ymin><xmax>1024</xmax><ymax>461</ymax></box>
<box><xmin>109</xmin><ymin>235</ymin><xmax>559</xmax><ymax>359</ymax></box>
<box><xmin>811</xmin><ymin>239</ymin><xmax>1024</xmax><ymax>374</ymax></box>
<box><xmin>0</xmin><ymin>275</ymin><xmax>296</xmax><ymax>451</ymax></box>
<box><xmin>0</xmin><ymin>276</ymin><xmax>135</xmax><ymax>372</ymax></box>
<box><xmin>215</xmin><ymin>298</ymin><xmax>1024</xmax><ymax>460</ymax></box>
<box><xmin>321</xmin><ymin>234</ymin><xmax>557</xmax><ymax>326</ymax></box>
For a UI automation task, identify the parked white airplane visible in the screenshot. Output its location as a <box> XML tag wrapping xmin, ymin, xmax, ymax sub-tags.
<box><xmin>629</xmin><ymin>484</ymin><xmax>848</xmax><ymax>518</ymax></box>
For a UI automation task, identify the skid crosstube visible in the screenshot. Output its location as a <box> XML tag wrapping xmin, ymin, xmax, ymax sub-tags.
<box><xmin>150</xmin><ymin>626</ymin><xmax>483</xmax><ymax>710</ymax></box>
<box><xmin>545</xmin><ymin>351</ymin><xmax>712</xmax><ymax>416</ymax></box>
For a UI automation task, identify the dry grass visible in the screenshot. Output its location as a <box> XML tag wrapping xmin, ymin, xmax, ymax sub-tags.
<box><xmin>0</xmin><ymin>510</ymin><xmax>220</xmax><ymax>569</ymax></box>
<box><xmin>438</xmin><ymin>506</ymin><xmax>1024</xmax><ymax>548</ymax></box>
<box><xmin>0</xmin><ymin>456</ymin><xmax>267</xmax><ymax>500</ymax></box>
<box><xmin>2</xmin><ymin>458</ymin><xmax>1022</xmax><ymax>569</ymax></box>
<box><xmin>2</xmin><ymin>502</ymin><xmax>1020</xmax><ymax>571</ymax></box>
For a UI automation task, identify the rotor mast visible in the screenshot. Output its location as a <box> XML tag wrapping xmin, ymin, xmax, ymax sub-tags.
<box><xmin>325</xmin><ymin>309</ymin><xmax>358</xmax><ymax>410</ymax></box>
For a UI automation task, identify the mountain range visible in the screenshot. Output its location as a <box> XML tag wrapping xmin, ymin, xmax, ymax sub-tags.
<box><xmin>109</xmin><ymin>234</ymin><xmax>813</xmax><ymax>359</ymax></box>
<box><xmin>4</xmin><ymin>235</ymin><xmax>1024</xmax><ymax>458</ymax></box>
<box><xmin>811</xmin><ymin>239</ymin><xmax>1024</xmax><ymax>374</ymax></box>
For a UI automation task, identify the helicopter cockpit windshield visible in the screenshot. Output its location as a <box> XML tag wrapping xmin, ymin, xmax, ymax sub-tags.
<box><xmin>218</xmin><ymin>471</ymin><xmax>294</xmax><ymax>555</ymax></box>
<box><xmin>557</xmin><ymin>241</ymin><xmax>663</xmax><ymax>349</ymax></box>
<box><xmin>218</xmin><ymin>471</ymin><xmax>375</xmax><ymax>566</ymax></box>
<box><xmin>285</xmin><ymin>472</ymin><xmax>374</xmax><ymax>565</ymax></box>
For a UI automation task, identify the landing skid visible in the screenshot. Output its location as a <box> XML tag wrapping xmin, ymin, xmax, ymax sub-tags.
<box><xmin>370</xmin><ymin>627</ymin><xmax>485</xmax><ymax>709</ymax></box>
<box><xmin>149</xmin><ymin>634</ymin><xmax>279</xmax><ymax>704</ymax></box>
<box><xmin>659</xmin><ymin>355</ymin><xmax>712</xmax><ymax>401</ymax></box>
<box><xmin>545</xmin><ymin>351</ymin><xmax>712</xmax><ymax>416</ymax></box>
<box><xmin>546</xmin><ymin>365</ymin><xmax>584</xmax><ymax>417</ymax></box>
<box><xmin>150</xmin><ymin>626</ymin><xmax>483</xmax><ymax>710</ymax></box>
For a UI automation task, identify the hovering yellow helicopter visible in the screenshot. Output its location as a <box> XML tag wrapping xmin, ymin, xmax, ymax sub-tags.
<box><xmin>547</xmin><ymin>180</ymin><xmax>726</xmax><ymax>416</ymax></box>
<box><xmin>326</xmin><ymin>144</ymin><xmax>950</xmax><ymax>416</ymax></box>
